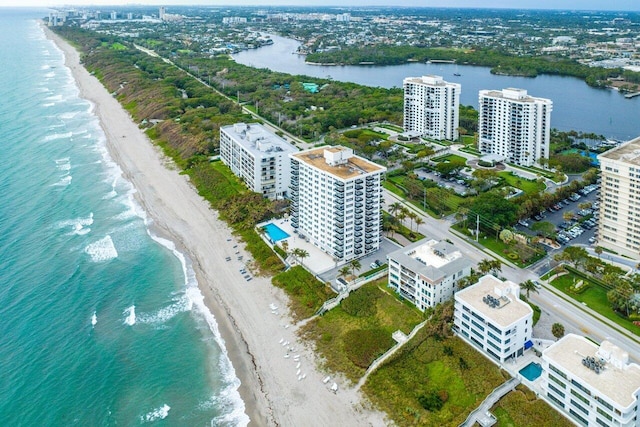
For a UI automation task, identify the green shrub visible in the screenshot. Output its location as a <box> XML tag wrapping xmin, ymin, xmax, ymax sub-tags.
<box><xmin>341</xmin><ymin>286</ymin><xmax>381</xmax><ymax>317</ymax></box>
<box><xmin>272</xmin><ymin>266</ymin><xmax>332</xmax><ymax>319</ymax></box>
<box><xmin>417</xmin><ymin>390</ymin><xmax>446</xmax><ymax>411</ymax></box>
<box><xmin>507</xmin><ymin>252</ymin><xmax>519</xmax><ymax>260</ymax></box>
<box><xmin>343</xmin><ymin>328</ymin><xmax>394</xmax><ymax>368</ymax></box>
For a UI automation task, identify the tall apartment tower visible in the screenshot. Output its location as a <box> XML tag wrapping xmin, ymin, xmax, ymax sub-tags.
<box><xmin>289</xmin><ymin>146</ymin><xmax>386</xmax><ymax>262</ymax></box>
<box><xmin>597</xmin><ymin>136</ymin><xmax>640</xmax><ymax>258</ymax></box>
<box><xmin>478</xmin><ymin>88</ymin><xmax>552</xmax><ymax>166</ymax></box>
<box><xmin>219</xmin><ymin>123</ymin><xmax>297</xmax><ymax>199</ymax></box>
<box><xmin>403</xmin><ymin>75</ymin><xmax>461</xmax><ymax>141</ymax></box>
<box><xmin>159</xmin><ymin>7</ymin><xmax>166</xmax><ymax>20</ymax></box>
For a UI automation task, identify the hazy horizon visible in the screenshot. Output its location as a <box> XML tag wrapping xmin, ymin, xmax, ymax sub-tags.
<box><xmin>5</xmin><ymin>1</ymin><xmax>640</xmax><ymax>12</ymax></box>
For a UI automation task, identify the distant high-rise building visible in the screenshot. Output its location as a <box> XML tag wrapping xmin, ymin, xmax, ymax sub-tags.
<box><xmin>219</xmin><ymin>123</ymin><xmax>297</xmax><ymax>200</ymax></box>
<box><xmin>336</xmin><ymin>13</ymin><xmax>351</xmax><ymax>22</ymax></box>
<box><xmin>597</xmin><ymin>136</ymin><xmax>640</xmax><ymax>258</ymax></box>
<box><xmin>110</xmin><ymin>11</ymin><xmax>117</xmax><ymax>20</ymax></box>
<box><xmin>403</xmin><ymin>75</ymin><xmax>460</xmax><ymax>141</ymax></box>
<box><xmin>289</xmin><ymin>146</ymin><xmax>385</xmax><ymax>262</ymax></box>
<box><xmin>478</xmin><ymin>88</ymin><xmax>552</xmax><ymax>167</ymax></box>
<box><xmin>159</xmin><ymin>7</ymin><xmax>165</xmax><ymax>20</ymax></box>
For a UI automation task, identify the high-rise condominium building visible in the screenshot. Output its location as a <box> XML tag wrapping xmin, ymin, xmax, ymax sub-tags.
<box><xmin>597</xmin><ymin>136</ymin><xmax>640</xmax><ymax>258</ymax></box>
<box><xmin>403</xmin><ymin>75</ymin><xmax>460</xmax><ymax>141</ymax></box>
<box><xmin>289</xmin><ymin>146</ymin><xmax>386</xmax><ymax>262</ymax></box>
<box><xmin>478</xmin><ymin>88</ymin><xmax>552</xmax><ymax>166</ymax></box>
<box><xmin>219</xmin><ymin>123</ymin><xmax>297</xmax><ymax>199</ymax></box>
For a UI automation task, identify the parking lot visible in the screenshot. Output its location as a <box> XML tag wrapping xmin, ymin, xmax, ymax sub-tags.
<box><xmin>415</xmin><ymin>168</ymin><xmax>471</xmax><ymax>196</ymax></box>
<box><xmin>515</xmin><ymin>183</ymin><xmax>600</xmax><ymax>249</ymax></box>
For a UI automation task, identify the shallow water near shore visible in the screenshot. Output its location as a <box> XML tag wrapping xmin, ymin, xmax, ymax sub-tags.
<box><xmin>0</xmin><ymin>9</ymin><xmax>247</xmax><ymax>426</ymax></box>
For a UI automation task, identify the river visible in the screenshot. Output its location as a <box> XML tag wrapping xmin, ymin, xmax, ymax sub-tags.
<box><xmin>233</xmin><ymin>35</ymin><xmax>640</xmax><ymax>141</ymax></box>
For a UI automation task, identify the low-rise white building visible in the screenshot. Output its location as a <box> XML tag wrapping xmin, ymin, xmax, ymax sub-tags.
<box><xmin>454</xmin><ymin>275</ymin><xmax>533</xmax><ymax>363</ymax></box>
<box><xmin>219</xmin><ymin>123</ymin><xmax>297</xmax><ymax>199</ymax></box>
<box><xmin>387</xmin><ymin>239</ymin><xmax>472</xmax><ymax>311</ymax></box>
<box><xmin>542</xmin><ymin>334</ymin><xmax>640</xmax><ymax>427</ymax></box>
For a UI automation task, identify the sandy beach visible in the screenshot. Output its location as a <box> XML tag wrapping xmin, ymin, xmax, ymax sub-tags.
<box><xmin>45</xmin><ymin>27</ymin><xmax>385</xmax><ymax>426</ymax></box>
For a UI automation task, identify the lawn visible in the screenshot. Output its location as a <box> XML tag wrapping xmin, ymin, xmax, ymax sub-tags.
<box><xmin>478</xmin><ymin>235</ymin><xmax>545</xmax><ymax>268</ymax></box>
<box><xmin>431</xmin><ymin>153</ymin><xmax>468</xmax><ymax>164</ymax></box>
<box><xmin>492</xmin><ymin>386</ymin><xmax>573</xmax><ymax>427</ymax></box>
<box><xmin>299</xmin><ymin>280</ymin><xmax>424</xmax><ymax>383</ymax></box>
<box><xmin>498</xmin><ymin>171</ymin><xmax>545</xmax><ymax>194</ymax></box>
<box><xmin>549</xmin><ymin>272</ymin><xmax>640</xmax><ymax>336</ymax></box>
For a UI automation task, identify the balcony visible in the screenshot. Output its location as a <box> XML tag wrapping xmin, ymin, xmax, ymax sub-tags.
<box><xmin>365</xmin><ymin>244</ymin><xmax>374</xmax><ymax>251</ymax></box>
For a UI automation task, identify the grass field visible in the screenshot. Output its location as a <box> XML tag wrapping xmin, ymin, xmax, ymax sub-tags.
<box><xmin>492</xmin><ymin>386</ymin><xmax>573</xmax><ymax>427</ymax></box>
<box><xmin>549</xmin><ymin>272</ymin><xmax>640</xmax><ymax>336</ymax></box>
<box><xmin>300</xmin><ymin>280</ymin><xmax>423</xmax><ymax>382</ymax></box>
<box><xmin>498</xmin><ymin>171</ymin><xmax>545</xmax><ymax>194</ymax></box>
<box><xmin>431</xmin><ymin>153</ymin><xmax>468</xmax><ymax>164</ymax></box>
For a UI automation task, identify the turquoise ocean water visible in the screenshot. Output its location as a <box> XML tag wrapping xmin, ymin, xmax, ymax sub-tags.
<box><xmin>0</xmin><ymin>9</ymin><xmax>248</xmax><ymax>426</ymax></box>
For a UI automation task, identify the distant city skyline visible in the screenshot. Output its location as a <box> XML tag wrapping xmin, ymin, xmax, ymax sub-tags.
<box><xmin>6</xmin><ymin>0</ymin><xmax>640</xmax><ymax>12</ymax></box>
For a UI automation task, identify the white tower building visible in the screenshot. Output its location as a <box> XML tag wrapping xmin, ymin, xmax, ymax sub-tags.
<box><xmin>289</xmin><ymin>146</ymin><xmax>386</xmax><ymax>262</ymax></box>
<box><xmin>403</xmin><ymin>75</ymin><xmax>461</xmax><ymax>141</ymax></box>
<box><xmin>478</xmin><ymin>88</ymin><xmax>552</xmax><ymax>166</ymax></box>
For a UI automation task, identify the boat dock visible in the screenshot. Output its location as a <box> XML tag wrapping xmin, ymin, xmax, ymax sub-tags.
<box><xmin>624</xmin><ymin>92</ymin><xmax>640</xmax><ymax>99</ymax></box>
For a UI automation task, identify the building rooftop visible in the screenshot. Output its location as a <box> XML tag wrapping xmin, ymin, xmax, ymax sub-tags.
<box><xmin>221</xmin><ymin>123</ymin><xmax>298</xmax><ymax>158</ymax></box>
<box><xmin>403</xmin><ymin>74</ymin><xmax>459</xmax><ymax>87</ymax></box>
<box><xmin>480</xmin><ymin>88</ymin><xmax>551</xmax><ymax>104</ymax></box>
<box><xmin>598</xmin><ymin>135</ymin><xmax>640</xmax><ymax>166</ymax></box>
<box><xmin>389</xmin><ymin>239</ymin><xmax>472</xmax><ymax>282</ymax></box>
<box><xmin>291</xmin><ymin>146</ymin><xmax>385</xmax><ymax>179</ymax></box>
<box><xmin>543</xmin><ymin>334</ymin><xmax>640</xmax><ymax>409</ymax></box>
<box><xmin>455</xmin><ymin>275</ymin><xmax>532</xmax><ymax>327</ymax></box>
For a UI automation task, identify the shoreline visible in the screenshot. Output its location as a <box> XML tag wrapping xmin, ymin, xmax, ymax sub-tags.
<box><xmin>44</xmin><ymin>25</ymin><xmax>386</xmax><ymax>427</ymax></box>
<box><xmin>43</xmin><ymin>25</ymin><xmax>268</xmax><ymax>425</ymax></box>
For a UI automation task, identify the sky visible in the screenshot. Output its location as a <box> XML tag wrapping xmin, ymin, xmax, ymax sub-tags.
<box><xmin>4</xmin><ymin>0</ymin><xmax>640</xmax><ymax>11</ymax></box>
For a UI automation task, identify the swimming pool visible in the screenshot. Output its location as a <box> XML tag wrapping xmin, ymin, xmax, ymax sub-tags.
<box><xmin>263</xmin><ymin>223</ymin><xmax>290</xmax><ymax>242</ymax></box>
<box><xmin>519</xmin><ymin>362</ymin><xmax>542</xmax><ymax>382</ymax></box>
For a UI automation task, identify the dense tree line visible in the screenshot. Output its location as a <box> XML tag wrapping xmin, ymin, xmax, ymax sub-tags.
<box><xmin>306</xmin><ymin>45</ymin><xmax>639</xmax><ymax>88</ymax></box>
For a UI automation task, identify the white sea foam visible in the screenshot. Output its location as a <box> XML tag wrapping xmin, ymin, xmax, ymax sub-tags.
<box><xmin>44</xmin><ymin>71</ymin><xmax>55</xmax><ymax>79</ymax></box>
<box><xmin>58</xmin><ymin>212</ymin><xmax>93</xmax><ymax>236</ymax></box>
<box><xmin>123</xmin><ymin>305</ymin><xmax>136</xmax><ymax>326</ymax></box>
<box><xmin>140</xmin><ymin>404</ymin><xmax>170</xmax><ymax>423</ymax></box>
<box><xmin>43</xmin><ymin>102</ymin><xmax>55</xmax><ymax>108</ymax></box>
<box><xmin>45</xmin><ymin>94</ymin><xmax>62</xmax><ymax>102</ymax></box>
<box><xmin>41</xmin><ymin>64</ymin><xmax>50</xmax><ymax>70</ymax></box>
<box><xmin>52</xmin><ymin>175</ymin><xmax>72</xmax><ymax>187</ymax></box>
<box><xmin>136</xmin><ymin>293</ymin><xmax>192</xmax><ymax>326</ymax></box>
<box><xmin>146</xmin><ymin>232</ymin><xmax>248</xmax><ymax>426</ymax></box>
<box><xmin>84</xmin><ymin>235</ymin><xmax>118</xmax><ymax>262</ymax></box>
<box><xmin>44</xmin><ymin>131</ymin><xmax>73</xmax><ymax>142</ymax></box>
<box><xmin>91</xmin><ymin>312</ymin><xmax>97</xmax><ymax>327</ymax></box>
<box><xmin>59</xmin><ymin>112</ymin><xmax>78</xmax><ymax>120</ymax></box>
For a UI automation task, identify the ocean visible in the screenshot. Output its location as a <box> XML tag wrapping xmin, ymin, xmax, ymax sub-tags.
<box><xmin>0</xmin><ymin>9</ymin><xmax>248</xmax><ymax>426</ymax></box>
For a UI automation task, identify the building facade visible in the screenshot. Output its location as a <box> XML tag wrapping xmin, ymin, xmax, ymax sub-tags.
<box><xmin>403</xmin><ymin>75</ymin><xmax>461</xmax><ymax>141</ymax></box>
<box><xmin>219</xmin><ymin>123</ymin><xmax>297</xmax><ymax>199</ymax></box>
<box><xmin>478</xmin><ymin>88</ymin><xmax>552</xmax><ymax>166</ymax></box>
<box><xmin>454</xmin><ymin>275</ymin><xmax>533</xmax><ymax>363</ymax></box>
<box><xmin>289</xmin><ymin>146</ymin><xmax>386</xmax><ymax>262</ymax></box>
<box><xmin>597</xmin><ymin>136</ymin><xmax>640</xmax><ymax>258</ymax></box>
<box><xmin>387</xmin><ymin>239</ymin><xmax>472</xmax><ymax>311</ymax></box>
<box><xmin>542</xmin><ymin>334</ymin><xmax>640</xmax><ymax>427</ymax></box>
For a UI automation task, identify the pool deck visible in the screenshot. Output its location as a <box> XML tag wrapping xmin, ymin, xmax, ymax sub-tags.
<box><xmin>258</xmin><ymin>218</ymin><xmax>337</xmax><ymax>274</ymax></box>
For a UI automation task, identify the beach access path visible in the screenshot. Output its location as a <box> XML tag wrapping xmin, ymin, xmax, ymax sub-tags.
<box><xmin>45</xmin><ymin>27</ymin><xmax>386</xmax><ymax>427</ymax></box>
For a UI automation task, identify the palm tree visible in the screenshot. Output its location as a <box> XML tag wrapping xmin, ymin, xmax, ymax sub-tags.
<box><xmin>389</xmin><ymin>202</ymin><xmax>402</xmax><ymax>217</ymax></box>
<box><xmin>489</xmin><ymin>260</ymin><xmax>502</xmax><ymax>276</ymax></box>
<box><xmin>408</xmin><ymin>211</ymin><xmax>418</xmax><ymax>233</ymax></box>
<box><xmin>297</xmin><ymin>249</ymin><xmax>309</xmax><ymax>267</ymax></box>
<box><xmin>415</xmin><ymin>216</ymin><xmax>424</xmax><ymax>232</ymax></box>
<box><xmin>338</xmin><ymin>266</ymin><xmax>351</xmax><ymax>281</ymax></box>
<box><xmin>551</xmin><ymin>322</ymin><xmax>565</xmax><ymax>340</ymax></box>
<box><xmin>519</xmin><ymin>279</ymin><xmax>540</xmax><ymax>298</ymax></box>
<box><xmin>349</xmin><ymin>259</ymin><xmax>361</xmax><ymax>277</ymax></box>
<box><xmin>595</xmin><ymin>246</ymin><xmax>603</xmax><ymax>259</ymax></box>
<box><xmin>477</xmin><ymin>259</ymin><xmax>493</xmax><ymax>276</ymax></box>
<box><xmin>281</xmin><ymin>240</ymin><xmax>289</xmax><ymax>255</ymax></box>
